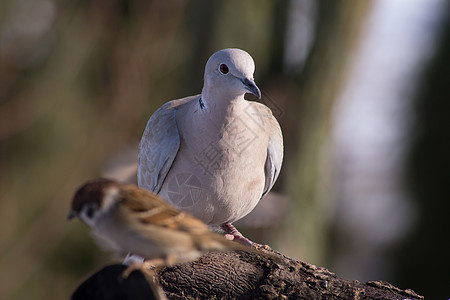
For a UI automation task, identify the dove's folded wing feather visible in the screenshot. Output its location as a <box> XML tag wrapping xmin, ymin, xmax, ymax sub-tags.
<box><xmin>138</xmin><ymin>95</ymin><xmax>200</xmax><ymax>193</ymax></box>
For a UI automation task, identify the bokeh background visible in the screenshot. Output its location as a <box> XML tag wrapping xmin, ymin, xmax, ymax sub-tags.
<box><xmin>1</xmin><ymin>0</ymin><xmax>449</xmax><ymax>299</ymax></box>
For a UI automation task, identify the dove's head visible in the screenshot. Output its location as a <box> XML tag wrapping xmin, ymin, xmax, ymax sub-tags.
<box><xmin>203</xmin><ymin>48</ymin><xmax>261</xmax><ymax>99</ymax></box>
<box><xmin>67</xmin><ymin>179</ymin><xmax>120</xmax><ymax>227</ymax></box>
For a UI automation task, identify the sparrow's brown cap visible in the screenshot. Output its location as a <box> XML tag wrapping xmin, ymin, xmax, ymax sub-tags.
<box><xmin>68</xmin><ymin>178</ymin><xmax>119</xmax><ymax>220</ymax></box>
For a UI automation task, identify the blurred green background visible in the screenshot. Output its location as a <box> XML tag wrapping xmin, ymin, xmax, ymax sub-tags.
<box><xmin>1</xmin><ymin>0</ymin><xmax>449</xmax><ymax>299</ymax></box>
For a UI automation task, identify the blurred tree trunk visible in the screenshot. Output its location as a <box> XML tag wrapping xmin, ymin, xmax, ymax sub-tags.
<box><xmin>394</xmin><ymin>6</ymin><xmax>450</xmax><ymax>299</ymax></box>
<box><xmin>275</xmin><ymin>0</ymin><xmax>373</xmax><ymax>265</ymax></box>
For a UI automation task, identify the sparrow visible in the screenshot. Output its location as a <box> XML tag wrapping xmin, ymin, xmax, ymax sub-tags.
<box><xmin>138</xmin><ymin>48</ymin><xmax>283</xmax><ymax>245</ymax></box>
<box><xmin>67</xmin><ymin>179</ymin><xmax>268</xmax><ymax>266</ymax></box>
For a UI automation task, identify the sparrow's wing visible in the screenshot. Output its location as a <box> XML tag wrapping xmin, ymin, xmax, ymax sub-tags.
<box><xmin>120</xmin><ymin>185</ymin><xmax>209</xmax><ymax>235</ymax></box>
<box><xmin>118</xmin><ymin>185</ymin><xmax>282</xmax><ymax>261</ymax></box>
<box><xmin>249</xmin><ymin>102</ymin><xmax>283</xmax><ymax>198</ymax></box>
<box><xmin>137</xmin><ymin>95</ymin><xmax>200</xmax><ymax>193</ymax></box>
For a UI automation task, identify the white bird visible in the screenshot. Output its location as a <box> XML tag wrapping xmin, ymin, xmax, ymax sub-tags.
<box><xmin>138</xmin><ymin>48</ymin><xmax>283</xmax><ymax>244</ymax></box>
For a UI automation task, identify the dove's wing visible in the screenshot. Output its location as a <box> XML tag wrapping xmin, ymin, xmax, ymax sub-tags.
<box><xmin>263</xmin><ymin>122</ymin><xmax>283</xmax><ymax>197</ymax></box>
<box><xmin>249</xmin><ymin>102</ymin><xmax>283</xmax><ymax>198</ymax></box>
<box><xmin>137</xmin><ymin>95</ymin><xmax>200</xmax><ymax>193</ymax></box>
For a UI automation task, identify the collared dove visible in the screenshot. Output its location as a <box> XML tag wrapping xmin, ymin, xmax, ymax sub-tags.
<box><xmin>138</xmin><ymin>48</ymin><xmax>283</xmax><ymax>244</ymax></box>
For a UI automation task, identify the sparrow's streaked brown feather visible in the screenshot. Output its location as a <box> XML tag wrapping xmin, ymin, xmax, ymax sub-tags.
<box><xmin>118</xmin><ymin>185</ymin><xmax>208</xmax><ymax>233</ymax></box>
<box><xmin>68</xmin><ymin>179</ymin><xmax>279</xmax><ymax>266</ymax></box>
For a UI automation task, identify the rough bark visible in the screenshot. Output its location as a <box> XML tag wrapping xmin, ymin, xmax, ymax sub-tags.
<box><xmin>71</xmin><ymin>247</ymin><xmax>423</xmax><ymax>300</ymax></box>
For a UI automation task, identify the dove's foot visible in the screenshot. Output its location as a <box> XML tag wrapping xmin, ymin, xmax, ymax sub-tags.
<box><xmin>221</xmin><ymin>223</ymin><xmax>254</xmax><ymax>246</ymax></box>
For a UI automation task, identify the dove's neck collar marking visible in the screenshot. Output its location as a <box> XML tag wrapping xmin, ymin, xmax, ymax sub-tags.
<box><xmin>200</xmin><ymin>87</ymin><xmax>246</xmax><ymax>114</ymax></box>
<box><xmin>199</xmin><ymin>97</ymin><xmax>206</xmax><ymax>110</ymax></box>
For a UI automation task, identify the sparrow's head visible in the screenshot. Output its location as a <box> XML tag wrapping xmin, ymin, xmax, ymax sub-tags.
<box><xmin>67</xmin><ymin>179</ymin><xmax>120</xmax><ymax>227</ymax></box>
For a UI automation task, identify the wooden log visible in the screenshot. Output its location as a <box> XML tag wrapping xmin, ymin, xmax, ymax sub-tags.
<box><xmin>72</xmin><ymin>247</ymin><xmax>423</xmax><ymax>299</ymax></box>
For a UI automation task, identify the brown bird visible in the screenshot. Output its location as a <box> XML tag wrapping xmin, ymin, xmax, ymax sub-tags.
<box><xmin>67</xmin><ymin>178</ymin><xmax>270</xmax><ymax>266</ymax></box>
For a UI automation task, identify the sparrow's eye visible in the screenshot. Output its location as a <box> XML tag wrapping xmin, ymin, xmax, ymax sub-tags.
<box><xmin>219</xmin><ymin>64</ymin><xmax>229</xmax><ymax>74</ymax></box>
<box><xmin>86</xmin><ymin>204</ymin><xmax>96</xmax><ymax>218</ymax></box>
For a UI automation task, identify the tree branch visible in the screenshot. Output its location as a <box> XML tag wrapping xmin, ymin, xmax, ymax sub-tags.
<box><xmin>71</xmin><ymin>247</ymin><xmax>423</xmax><ymax>299</ymax></box>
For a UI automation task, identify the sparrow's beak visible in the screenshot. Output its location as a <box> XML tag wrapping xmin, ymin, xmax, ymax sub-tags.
<box><xmin>67</xmin><ymin>210</ymin><xmax>77</xmax><ymax>221</ymax></box>
<box><xmin>242</xmin><ymin>78</ymin><xmax>261</xmax><ymax>99</ymax></box>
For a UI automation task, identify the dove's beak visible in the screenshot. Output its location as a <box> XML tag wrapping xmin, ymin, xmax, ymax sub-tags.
<box><xmin>67</xmin><ymin>210</ymin><xmax>77</xmax><ymax>221</ymax></box>
<box><xmin>242</xmin><ymin>78</ymin><xmax>261</xmax><ymax>99</ymax></box>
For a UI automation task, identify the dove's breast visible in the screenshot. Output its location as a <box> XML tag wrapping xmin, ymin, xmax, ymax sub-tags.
<box><xmin>158</xmin><ymin>99</ymin><xmax>270</xmax><ymax>225</ymax></box>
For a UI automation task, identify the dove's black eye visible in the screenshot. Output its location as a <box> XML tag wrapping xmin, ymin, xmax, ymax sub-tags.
<box><xmin>219</xmin><ymin>64</ymin><xmax>229</xmax><ymax>74</ymax></box>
